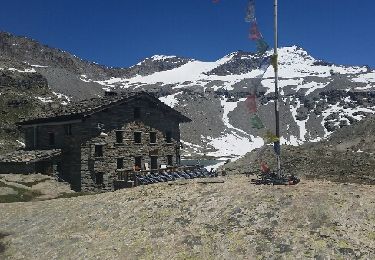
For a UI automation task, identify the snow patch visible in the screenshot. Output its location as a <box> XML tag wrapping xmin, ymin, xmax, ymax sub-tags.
<box><xmin>159</xmin><ymin>92</ymin><xmax>181</xmax><ymax>108</ymax></box>
<box><xmin>36</xmin><ymin>96</ymin><xmax>53</xmax><ymax>103</ymax></box>
<box><xmin>296</xmin><ymin>81</ymin><xmax>330</xmax><ymax>95</ymax></box>
<box><xmin>321</xmin><ymin>102</ymin><xmax>375</xmax><ymax>137</ymax></box>
<box><xmin>352</xmin><ymin>72</ymin><xmax>375</xmax><ymax>83</ymax></box>
<box><xmin>8</xmin><ymin>68</ymin><xmax>36</xmax><ymax>73</ymax></box>
<box><xmin>30</xmin><ymin>64</ymin><xmax>48</xmax><ymax>68</ymax></box>
<box><xmin>290</xmin><ymin>99</ymin><xmax>307</xmax><ymax>143</ymax></box>
<box><xmin>52</xmin><ymin>92</ymin><xmax>71</xmax><ymax>104</ymax></box>
<box><xmin>16</xmin><ymin>140</ymin><xmax>25</xmax><ymax>148</ymax></box>
<box><xmin>206</xmin><ymin>134</ymin><xmax>264</xmax><ymax>158</ymax></box>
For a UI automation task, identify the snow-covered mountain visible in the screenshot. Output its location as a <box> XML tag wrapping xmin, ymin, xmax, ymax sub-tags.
<box><xmin>1</xmin><ymin>32</ymin><xmax>374</xmax><ymax>161</ymax></box>
<box><xmin>78</xmin><ymin>46</ymin><xmax>375</xmax><ymax>161</ymax></box>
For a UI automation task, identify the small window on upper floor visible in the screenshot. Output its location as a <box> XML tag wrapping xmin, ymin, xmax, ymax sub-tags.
<box><xmin>149</xmin><ymin>132</ymin><xmax>157</xmax><ymax>144</ymax></box>
<box><xmin>48</xmin><ymin>132</ymin><xmax>55</xmax><ymax>146</ymax></box>
<box><xmin>134</xmin><ymin>107</ymin><xmax>141</xmax><ymax>119</ymax></box>
<box><xmin>117</xmin><ymin>158</ymin><xmax>124</xmax><ymax>169</ymax></box>
<box><xmin>94</xmin><ymin>145</ymin><xmax>103</xmax><ymax>157</ymax></box>
<box><xmin>65</xmin><ymin>124</ymin><xmax>72</xmax><ymax>136</ymax></box>
<box><xmin>134</xmin><ymin>132</ymin><xmax>142</xmax><ymax>144</ymax></box>
<box><xmin>115</xmin><ymin>130</ymin><xmax>124</xmax><ymax>143</ymax></box>
<box><xmin>166</xmin><ymin>131</ymin><xmax>172</xmax><ymax>143</ymax></box>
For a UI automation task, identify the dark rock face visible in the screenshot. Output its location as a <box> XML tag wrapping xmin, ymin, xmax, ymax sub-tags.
<box><xmin>0</xmin><ymin>70</ymin><xmax>48</xmax><ymax>89</ymax></box>
<box><xmin>206</xmin><ymin>51</ymin><xmax>270</xmax><ymax>76</ymax></box>
<box><xmin>128</xmin><ymin>56</ymin><xmax>192</xmax><ymax>77</ymax></box>
<box><xmin>0</xmin><ymin>68</ymin><xmax>67</xmax><ymax>155</ymax></box>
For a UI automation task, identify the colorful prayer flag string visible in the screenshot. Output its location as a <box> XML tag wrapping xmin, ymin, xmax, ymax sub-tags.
<box><xmin>256</xmin><ymin>38</ymin><xmax>269</xmax><ymax>54</ymax></box>
<box><xmin>264</xmin><ymin>130</ymin><xmax>280</xmax><ymax>144</ymax></box>
<box><xmin>245</xmin><ymin>94</ymin><xmax>257</xmax><ymax>113</ymax></box>
<box><xmin>211</xmin><ymin>0</ymin><xmax>274</xmax><ymax>166</ymax></box>
<box><xmin>249</xmin><ymin>21</ymin><xmax>262</xmax><ymax>40</ymax></box>
<box><xmin>244</xmin><ymin>0</ymin><xmax>269</xmax><ymax>54</ymax></box>
<box><xmin>245</xmin><ymin>0</ymin><xmax>256</xmax><ymax>22</ymax></box>
<box><xmin>250</xmin><ymin>114</ymin><xmax>264</xmax><ymax>129</ymax></box>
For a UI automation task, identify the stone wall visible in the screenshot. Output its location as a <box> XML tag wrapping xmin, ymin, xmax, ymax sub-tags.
<box><xmin>0</xmin><ymin>162</ymin><xmax>35</xmax><ymax>174</ymax></box>
<box><xmin>79</xmin><ymin>98</ymin><xmax>181</xmax><ymax>192</ymax></box>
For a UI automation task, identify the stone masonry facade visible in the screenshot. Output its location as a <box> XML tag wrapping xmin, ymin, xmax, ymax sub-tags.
<box><xmin>15</xmin><ymin>92</ymin><xmax>190</xmax><ymax>192</ymax></box>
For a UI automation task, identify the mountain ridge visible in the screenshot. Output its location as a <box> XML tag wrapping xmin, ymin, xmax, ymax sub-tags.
<box><xmin>0</xmin><ymin>31</ymin><xmax>374</xmax><ymax>162</ymax></box>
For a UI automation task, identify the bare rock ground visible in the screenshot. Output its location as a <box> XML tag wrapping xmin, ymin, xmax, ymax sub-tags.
<box><xmin>1</xmin><ymin>176</ymin><xmax>375</xmax><ymax>259</ymax></box>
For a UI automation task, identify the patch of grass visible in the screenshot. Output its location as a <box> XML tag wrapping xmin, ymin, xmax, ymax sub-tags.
<box><xmin>0</xmin><ymin>181</ymin><xmax>42</xmax><ymax>203</ymax></box>
<box><xmin>367</xmin><ymin>231</ymin><xmax>375</xmax><ymax>241</ymax></box>
<box><xmin>55</xmin><ymin>192</ymin><xmax>96</xmax><ymax>199</ymax></box>
<box><xmin>15</xmin><ymin>178</ymin><xmax>50</xmax><ymax>187</ymax></box>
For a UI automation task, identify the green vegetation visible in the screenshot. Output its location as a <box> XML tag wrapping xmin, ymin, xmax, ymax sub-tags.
<box><xmin>0</xmin><ymin>181</ymin><xmax>42</xmax><ymax>203</ymax></box>
<box><xmin>14</xmin><ymin>178</ymin><xmax>50</xmax><ymax>187</ymax></box>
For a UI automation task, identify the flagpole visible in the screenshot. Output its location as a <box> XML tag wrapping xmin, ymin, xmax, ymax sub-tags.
<box><xmin>274</xmin><ymin>0</ymin><xmax>281</xmax><ymax>176</ymax></box>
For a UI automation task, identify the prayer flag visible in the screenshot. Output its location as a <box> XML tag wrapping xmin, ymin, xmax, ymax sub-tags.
<box><xmin>249</xmin><ymin>22</ymin><xmax>262</xmax><ymax>40</ymax></box>
<box><xmin>256</xmin><ymin>38</ymin><xmax>269</xmax><ymax>54</ymax></box>
<box><xmin>250</xmin><ymin>115</ymin><xmax>264</xmax><ymax>129</ymax></box>
<box><xmin>264</xmin><ymin>130</ymin><xmax>279</xmax><ymax>144</ymax></box>
<box><xmin>245</xmin><ymin>94</ymin><xmax>257</xmax><ymax>113</ymax></box>
<box><xmin>260</xmin><ymin>161</ymin><xmax>270</xmax><ymax>173</ymax></box>
<box><xmin>245</xmin><ymin>0</ymin><xmax>256</xmax><ymax>22</ymax></box>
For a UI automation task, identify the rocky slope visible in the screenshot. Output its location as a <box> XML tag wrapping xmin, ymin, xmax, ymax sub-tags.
<box><xmin>1</xmin><ymin>31</ymin><xmax>375</xmax><ymax>160</ymax></box>
<box><xmin>0</xmin><ymin>66</ymin><xmax>72</xmax><ymax>154</ymax></box>
<box><xmin>221</xmin><ymin>115</ymin><xmax>375</xmax><ymax>184</ymax></box>
<box><xmin>1</xmin><ymin>177</ymin><xmax>375</xmax><ymax>259</ymax></box>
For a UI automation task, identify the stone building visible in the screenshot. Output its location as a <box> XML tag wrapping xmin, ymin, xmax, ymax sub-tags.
<box><xmin>0</xmin><ymin>92</ymin><xmax>191</xmax><ymax>192</ymax></box>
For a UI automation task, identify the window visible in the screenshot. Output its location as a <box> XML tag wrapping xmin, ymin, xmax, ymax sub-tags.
<box><xmin>134</xmin><ymin>156</ymin><xmax>142</xmax><ymax>169</ymax></box>
<box><xmin>167</xmin><ymin>155</ymin><xmax>173</xmax><ymax>166</ymax></box>
<box><xmin>134</xmin><ymin>107</ymin><xmax>141</xmax><ymax>119</ymax></box>
<box><xmin>166</xmin><ymin>131</ymin><xmax>172</xmax><ymax>143</ymax></box>
<box><xmin>94</xmin><ymin>145</ymin><xmax>103</xmax><ymax>157</ymax></box>
<box><xmin>149</xmin><ymin>132</ymin><xmax>157</xmax><ymax>144</ymax></box>
<box><xmin>65</xmin><ymin>124</ymin><xmax>72</xmax><ymax>136</ymax></box>
<box><xmin>150</xmin><ymin>156</ymin><xmax>158</xmax><ymax>170</ymax></box>
<box><xmin>48</xmin><ymin>132</ymin><xmax>55</xmax><ymax>146</ymax></box>
<box><xmin>95</xmin><ymin>172</ymin><xmax>104</xmax><ymax>185</ymax></box>
<box><xmin>134</xmin><ymin>132</ymin><xmax>142</xmax><ymax>144</ymax></box>
<box><xmin>117</xmin><ymin>158</ymin><xmax>124</xmax><ymax>169</ymax></box>
<box><xmin>115</xmin><ymin>130</ymin><xmax>124</xmax><ymax>143</ymax></box>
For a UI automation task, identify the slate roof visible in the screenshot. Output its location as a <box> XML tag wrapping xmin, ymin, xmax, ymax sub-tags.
<box><xmin>0</xmin><ymin>149</ymin><xmax>61</xmax><ymax>163</ymax></box>
<box><xmin>18</xmin><ymin>91</ymin><xmax>191</xmax><ymax>125</ymax></box>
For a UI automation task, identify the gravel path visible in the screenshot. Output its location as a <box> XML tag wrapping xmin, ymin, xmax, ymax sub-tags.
<box><xmin>1</xmin><ymin>176</ymin><xmax>375</xmax><ymax>259</ymax></box>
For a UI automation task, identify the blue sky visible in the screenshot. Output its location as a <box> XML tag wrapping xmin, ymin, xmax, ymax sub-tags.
<box><xmin>1</xmin><ymin>0</ymin><xmax>374</xmax><ymax>68</ymax></box>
